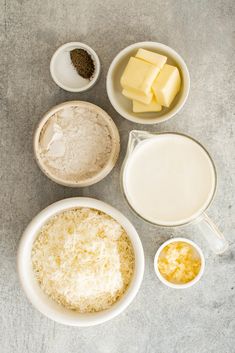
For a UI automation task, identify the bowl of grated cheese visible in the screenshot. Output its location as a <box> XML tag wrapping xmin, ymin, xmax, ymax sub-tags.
<box><xmin>17</xmin><ymin>197</ymin><xmax>144</xmax><ymax>326</ymax></box>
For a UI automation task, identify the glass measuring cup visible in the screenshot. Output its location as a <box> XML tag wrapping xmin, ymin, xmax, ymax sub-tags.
<box><xmin>121</xmin><ymin>130</ymin><xmax>228</xmax><ymax>254</ymax></box>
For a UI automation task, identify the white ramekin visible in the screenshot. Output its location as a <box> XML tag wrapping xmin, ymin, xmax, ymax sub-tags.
<box><xmin>17</xmin><ymin>197</ymin><xmax>145</xmax><ymax>326</ymax></box>
<box><xmin>154</xmin><ymin>237</ymin><xmax>205</xmax><ymax>289</ymax></box>
<box><xmin>50</xmin><ymin>42</ymin><xmax>101</xmax><ymax>92</ymax></box>
<box><xmin>106</xmin><ymin>41</ymin><xmax>190</xmax><ymax>124</ymax></box>
<box><xmin>33</xmin><ymin>101</ymin><xmax>120</xmax><ymax>187</ymax></box>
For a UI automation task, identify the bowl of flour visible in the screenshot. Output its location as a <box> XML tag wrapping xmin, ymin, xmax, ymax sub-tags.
<box><xmin>34</xmin><ymin>101</ymin><xmax>120</xmax><ymax>187</ymax></box>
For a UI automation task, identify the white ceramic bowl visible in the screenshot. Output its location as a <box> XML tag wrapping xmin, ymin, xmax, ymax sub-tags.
<box><xmin>34</xmin><ymin>101</ymin><xmax>120</xmax><ymax>187</ymax></box>
<box><xmin>50</xmin><ymin>42</ymin><xmax>101</xmax><ymax>92</ymax></box>
<box><xmin>106</xmin><ymin>42</ymin><xmax>190</xmax><ymax>124</ymax></box>
<box><xmin>17</xmin><ymin>197</ymin><xmax>145</xmax><ymax>326</ymax></box>
<box><xmin>154</xmin><ymin>238</ymin><xmax>205</xmax><ymax>289</ymax></box>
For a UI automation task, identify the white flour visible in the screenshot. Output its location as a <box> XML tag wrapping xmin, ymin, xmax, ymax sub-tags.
<box><xmin>39</xmin><ymin>106</ymin><xmax>112</xmax><ymax>182</ymax></box>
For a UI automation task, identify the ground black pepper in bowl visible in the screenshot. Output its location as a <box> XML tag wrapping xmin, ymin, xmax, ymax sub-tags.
<box><xmin>70</xmin><ymin>48</ymin><xmax>95</xmax><ymax>80</ymax></box>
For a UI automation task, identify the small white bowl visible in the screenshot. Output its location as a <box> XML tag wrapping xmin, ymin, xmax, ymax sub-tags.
<box><xmin>106</xmin><ymin>42</ymin><xmax>190</xmax><ymax>124</ymax></box>
<box><xmin>50</xmin><ymin>42</ymin><xmax>101</xmax><ymax>92</ymax></box>
<box><xmin>34</xmin><ymin>101</ymin><xmax>120</xmax><ymax>187</ymax></box>
<box><xmin>154</xmin><ymin>238</ymin><xmax>205</xmax><ymax>289</ymax></box>
<box><xmin>17</xmin><ymin>197</ymin><xmax>145</xmax><ymax>326</ymax></box>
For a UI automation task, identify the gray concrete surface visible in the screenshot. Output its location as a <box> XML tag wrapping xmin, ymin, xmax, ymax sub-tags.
<box><xmin>1</xmin><ymin>1</ymin><xmax>235</xmax><ymax>352</ymax></box>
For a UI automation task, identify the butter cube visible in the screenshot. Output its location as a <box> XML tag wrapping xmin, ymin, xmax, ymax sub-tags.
<box><xmin>152</xmin><ymin>64</ymin><xmax>181</xmax><ymax>107</ymax></box>
<box><xmin>136</xmin><ymin>48</ymin><xmax>167</xmax><ymax>69</ymax></box>
<box><xmin>133</xmin><ymin>97</ymin><xmax>162</xmax><ymax>113</ymax></box>
<box><xmin>122</xmin><ymin>88</ymin><xmax>153</xmax><ymax>105</ymax></box>
<box><xmin>120</xmin><ymin>57</ymin><xmax>160</xmax><ymax>95</ymax></box>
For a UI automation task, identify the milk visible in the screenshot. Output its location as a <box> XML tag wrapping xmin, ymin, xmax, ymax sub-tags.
<box><xmin>123</xmin><ymin>134</ymin><xmax>216</xmax><ymax>226</ymax></box>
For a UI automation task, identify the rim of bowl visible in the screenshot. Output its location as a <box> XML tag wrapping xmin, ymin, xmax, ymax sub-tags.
<box><xmin>154</xmin><ymin>237</ymin><xmax>205</xmax><ymax>289</ymax></box>
<box><xmin>33</xmin><ymin>101</ymin><xmax>120</xmax><ymax>187</ymax></box>
<box><xmin>50</xmin><ymin>42</ymin><xmax>101</xmax><ymax>92</ymax></box>
<box><xmin>106</xmin><ymin>41</ymin><xmax>190</xmax><ymax>124</ymax></box>
<box><xmin>17</xmin><ymin>197</ymin><xmax>145</xmax><ymax>326</ymax></box>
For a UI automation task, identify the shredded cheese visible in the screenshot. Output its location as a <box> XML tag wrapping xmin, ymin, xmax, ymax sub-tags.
<box><xmin>31</xmin><ymin>208</ymin><xmax>134</xmax><ymax>312</ymax></box>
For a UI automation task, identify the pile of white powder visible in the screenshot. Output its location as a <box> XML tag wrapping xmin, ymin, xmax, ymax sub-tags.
<box><xmin>38</xmin><ymin>106</ymin><xmax>113</xmax><ymax>183</ymax></box>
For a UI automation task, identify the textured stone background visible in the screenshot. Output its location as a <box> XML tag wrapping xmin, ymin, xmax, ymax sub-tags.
<box><xmin>1</xmin><ymin>1</ymin><xmax>234</xmax><ymax>352</ymax></box>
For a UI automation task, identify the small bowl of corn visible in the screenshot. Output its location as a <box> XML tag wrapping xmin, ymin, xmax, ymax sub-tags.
<box><xmin>154</xmin><ymin>238</ymin><xmax>205</xmax><ymax>289</ymax></box>
<box><xmin>106</xmin><ymin>42</ymin><xmax>190</xmax><ymax>124</ymax></box>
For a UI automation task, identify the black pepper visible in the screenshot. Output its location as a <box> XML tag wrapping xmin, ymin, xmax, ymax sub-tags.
<box><xmin>70</xmin><ymin>48</ymin><xmax>95</xmax><ymax>80</ymax></box>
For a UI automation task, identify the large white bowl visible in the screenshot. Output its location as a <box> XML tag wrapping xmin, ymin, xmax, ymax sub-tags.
<box><xmin>106</xmin><ymin>42</ymin><xmax>190</xmax><ymax>124</ymax></box>
<box><xmin>17</xmin><ymin>198</ymin><xmax>145</xmax><ymax>326</ymax></box>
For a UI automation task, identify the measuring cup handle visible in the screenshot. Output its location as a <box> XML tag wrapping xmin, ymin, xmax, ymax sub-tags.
<box><xmin>197</xmin><ymin>213</ymin><xmax>228</xmax><ymax>254</ymax></box>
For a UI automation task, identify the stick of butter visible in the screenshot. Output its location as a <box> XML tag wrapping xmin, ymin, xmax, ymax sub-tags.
<box><xmin>136</xmin><ymin>48</ymin><xmax>167</xmax><ymax>69</ymax></box>
<box><xmin>122</xmin><ymin>88</ymin><xmax>153</xmax><ymax>105</ymax></box>
<box><xmin>152</xmin><ymin>64</ymin><xmax>181</xmax><ymax>107</ymax></box>
<box><xmin>133</xmin><ymin>97</ymin><xmax>162</xmax><ymax>113</ymax></box>
<box><xmin>120</xmin><ymin>57</ymin><xmax>160</xmax><ymax>95</ymax></box>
